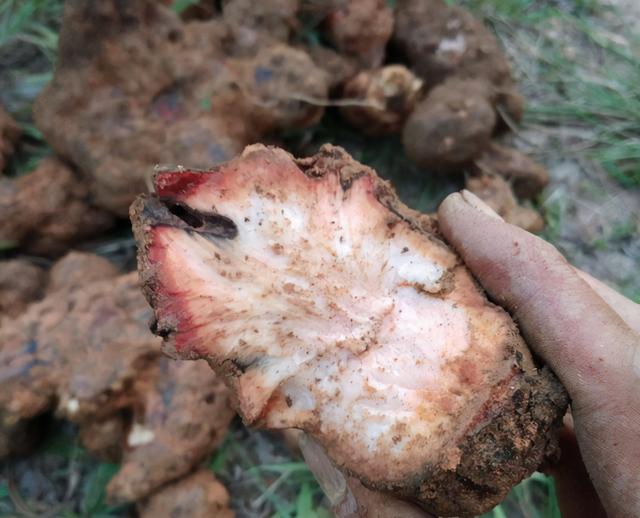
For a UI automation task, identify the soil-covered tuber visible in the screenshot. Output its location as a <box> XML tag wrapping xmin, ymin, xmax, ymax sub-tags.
<box><xmin>393</xmin><ymin>0</ymin><xmax>523</xmax><ymax>124</ymax></box>
<box><xmin>474</xmin><ymin>143</ymin><xmax>550</xmax><ymax>199</ymax></box>
<box><xmin>34</xmin><ymin>0</ymin><xmax>327</xmax><ymax>216</ymax></box>
<box><xmin>0</xmin><ymin>268</ymin><xmax>234</xmax><ymax>501</ymax></box>
<box><xmin>465</xmin><ymin>173</ymin><xmax>544</xmax><ymax>232</ymax></box>
<box><xmin>137</xmin><ymin>469</ymin><xmax>234</xmax><ymax>518</ymax></box>
<box><xmin>324</xmin><ymin>0</ymin><xmax>394</xmax><ymax>68</ymax></box>
<box><xmin>403</xmin><ymin>78</ymin><xmax>496</xmax><ymax>170</ymax></box>
<box><xmin>0</xmin><ymin>158</ymin><xmax>114</xmax><ymax>256</ymax></box>
<box><xmin>0</xmin><ymin>260</ymin><xmax>46</xmax><ymax>319</ymax></box>
<box><xmin>131</xmin><ymin>144</ymin><xmax>568</xmax><ymax>517</ymax></box>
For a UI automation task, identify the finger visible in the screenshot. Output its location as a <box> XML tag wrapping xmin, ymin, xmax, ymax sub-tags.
<box><xmin>437</xmin><ymin>190</ymin><xmax>639</xmax><ymax>402</ymax></box>
<box><xmin>574</xmin><ymin>268</ymin><xmax>640</xmax><ymax>334</ymax></box>
<box><xmin>550</xmin><ymin>422</ymin><xmax>607</xmax><ymax>518</ymax></box>
<box><xmin>299</xmin><ymin>433</ymin><xmax>432</xmax><ymax>518</ymax></box>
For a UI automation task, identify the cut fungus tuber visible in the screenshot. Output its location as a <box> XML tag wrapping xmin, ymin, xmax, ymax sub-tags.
<box><xmin>131</xmin><ymin>145</ymin><xmax>568</xmax><ymax>517</ymax></box>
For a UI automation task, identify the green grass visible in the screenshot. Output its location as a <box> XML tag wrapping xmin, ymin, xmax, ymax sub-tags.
<box><xmin>464</xmin><ymin>0</ymin><xmax>640</xmax><ymax>188</ymax></box>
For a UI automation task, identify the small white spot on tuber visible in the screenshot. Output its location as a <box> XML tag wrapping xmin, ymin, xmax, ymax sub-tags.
<box><xmin>127</xmin><ymin>424</ymin><xmax>156</xmax><ymax>447</ymax></box>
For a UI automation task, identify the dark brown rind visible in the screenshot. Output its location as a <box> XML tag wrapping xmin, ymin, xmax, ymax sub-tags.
<box><xmin>361</xmin><ymin>367</ymin><xmax>567</xmax><ymax>516</ymax></box>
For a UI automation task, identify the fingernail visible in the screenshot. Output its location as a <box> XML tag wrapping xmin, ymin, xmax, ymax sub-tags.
<box><xmin>461</xmin><ymin>189</ymin><xmax>504</xmax><ymax>221</ymax></box>
<box><xmin>299</xmin><ymin>433</ymin><xmax>354</xmax><ymax>509</ymax></box>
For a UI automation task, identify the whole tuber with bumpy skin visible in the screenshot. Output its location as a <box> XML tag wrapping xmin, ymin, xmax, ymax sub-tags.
<box><xmin>402</xmin><ymin>78</ymin><xmax>496</xmax><ymax>170</ymax></box>
<box><xmin>0</xmin><ymin>260</ymin><xmax>46</xmax><ymax>319</ymax></box>
<box><xmin>324</xmin><ymin>0</ymin><xmax>394</xmax><ymax>68</ymax></box>
<box><xmin>131</xmin><ymin>144</ymin><xmax>568</xmax><ymax>517</ymax></box>
<box><xmin>393</xmin><ymin>0</ymin><xmax>524</xmax><ymax>124</ymax></box>
<box><xmin>137</xmin><ymin>470</ymin><xmax>234</xmax><ymax>518</ymax></box>
<box><xmin>34</xmin><ymin>0</ymin><xmax>328</xmax><ymax>216</ymax></box>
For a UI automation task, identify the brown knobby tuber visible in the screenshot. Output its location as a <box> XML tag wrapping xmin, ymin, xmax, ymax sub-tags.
<box><xmin>393</xmin><ymin>0</ymin><xmax>524</xmax><ymax>123</ymax></box>
<box><xmin>465</xmin><ymin>173</ymin><xmax>544</xmax><ymax>232</ymax></box>
<box><xmin>403</xmin><ymin>78</ymin><xmax>497</xmax><ymax>170</ymax></box>
<box><xmin>324</xmin><ymin>0</ymin><xmax>394</xmax><ymax>68</ymax></box>
<box><xmin>0</xmin><ymin>259</ymin><xmax>47</xmax><ymax>319</ymax></box>
<box><xmin>137</xmin><ymin>469</ymin><xmax>234</xmax><ymax>518</ymax></box>
<box><xmin>0</xmin><ymin>265</ymin><xmax>234</xmax><ymax>502</ymax></box>
<box><xmin>34</xmin><ymin>0</ymin><xmax>327</xmax><ymax>216</ymax></box>
<box><xmin>474</xmin><ymin>143</ymin><xmax>550</xmax><ymax>199</ymax></box>
<box><xmin>0</xmin><ymin>158</ymin><xmax>114</xmax><ymax>256</ymax></box>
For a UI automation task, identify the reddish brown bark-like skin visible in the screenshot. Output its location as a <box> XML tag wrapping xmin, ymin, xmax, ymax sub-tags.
<box><xmin>0</xmin><ymin>158</ymin><xmax>114</xmax><ymax>256</ymax></box>
<box><xmin>0</xmin><ymin>265</ymin><xmax>234</xmax><ymax>502</ymax></box>
<box><xmin>34</xmin><ymin>0</ymin><xmax>327</xmax><ymax>216</ymax></box>
<box><xmin>131</xmin><ymin>145</ymin><xmax>568</xmax><ymax>517</ymax></box>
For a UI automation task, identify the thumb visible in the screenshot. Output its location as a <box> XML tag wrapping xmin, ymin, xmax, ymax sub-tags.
<box><xmin>437</xmin><ymin>190</ymin><xmax>640</xmax><ymax>517</ymax></box>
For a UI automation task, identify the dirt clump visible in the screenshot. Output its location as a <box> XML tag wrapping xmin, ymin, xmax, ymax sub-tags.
<box><xmin>34</xmin><ymin>0</ymin><xmax>327</xmax><ymax>217</ymax></box>
<box><xmin>0</xmin><ymin>259</ymin><xmax>47</xmax><ymax>319</ymax></box>
<box><xmin>138</xmin><ymin>469</ymin><xmax>234</xmax><ymax>518</ymax></box>
<box><xmin>131</xmin><ymin>145</ymin><xmax>568</xmax><ymax>517</ymax></box>
<box><xmin>324</xmin><ymin>0</ymin><xmax>394</xmax><ymax>68</ymax></box>
<box><xmin>0</xmin><ymin>158</ymin><xmax>114</xmax><ymax>256</ymax></box>
<box><xmin>340</xmin><ymin>65</ymin><xmax>423</xmax><ymax>136</ymax></box>
<box><xmin>47</xmin><ymin>251</ymin><xmax>119</xmax><ymax>293</ymax></box>
<box><xmin>0</xmin><ymin>105</ymin><xmax>20</xmax><ymax>173</ymax></box>
<box><xmin>465</xmin><ymin>173</ymin><xmax>544</xmax><ymax>232</ymax></box>
<box><xmin>474</xmin><ymin>142</ymin><xmax>550</xmax><ymax>199</ymax></box>
<box><xmin>0</xmin><ymin>269</ymin><xmax>234</xmax><ymax>502</ymax></box>
<box><xmin>107</xmin><ymin>357</ymin><xmax>233</xmax><ymax>502</ymax></box>
<box><xmin>222</xmin><ymin>0</ymin><xmax>299</xmax><ymax>56</ymax></box>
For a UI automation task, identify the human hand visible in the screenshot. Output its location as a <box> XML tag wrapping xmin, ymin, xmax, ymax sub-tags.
<box><xmin>437</xmin><ymin>190</ymin><xmax>640</xmax><ymax>518</ymax></box>
<box><xmin>301</xmin><ymin>190</ymin><xmax>639</xmax><ymax>518</ymax></box>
